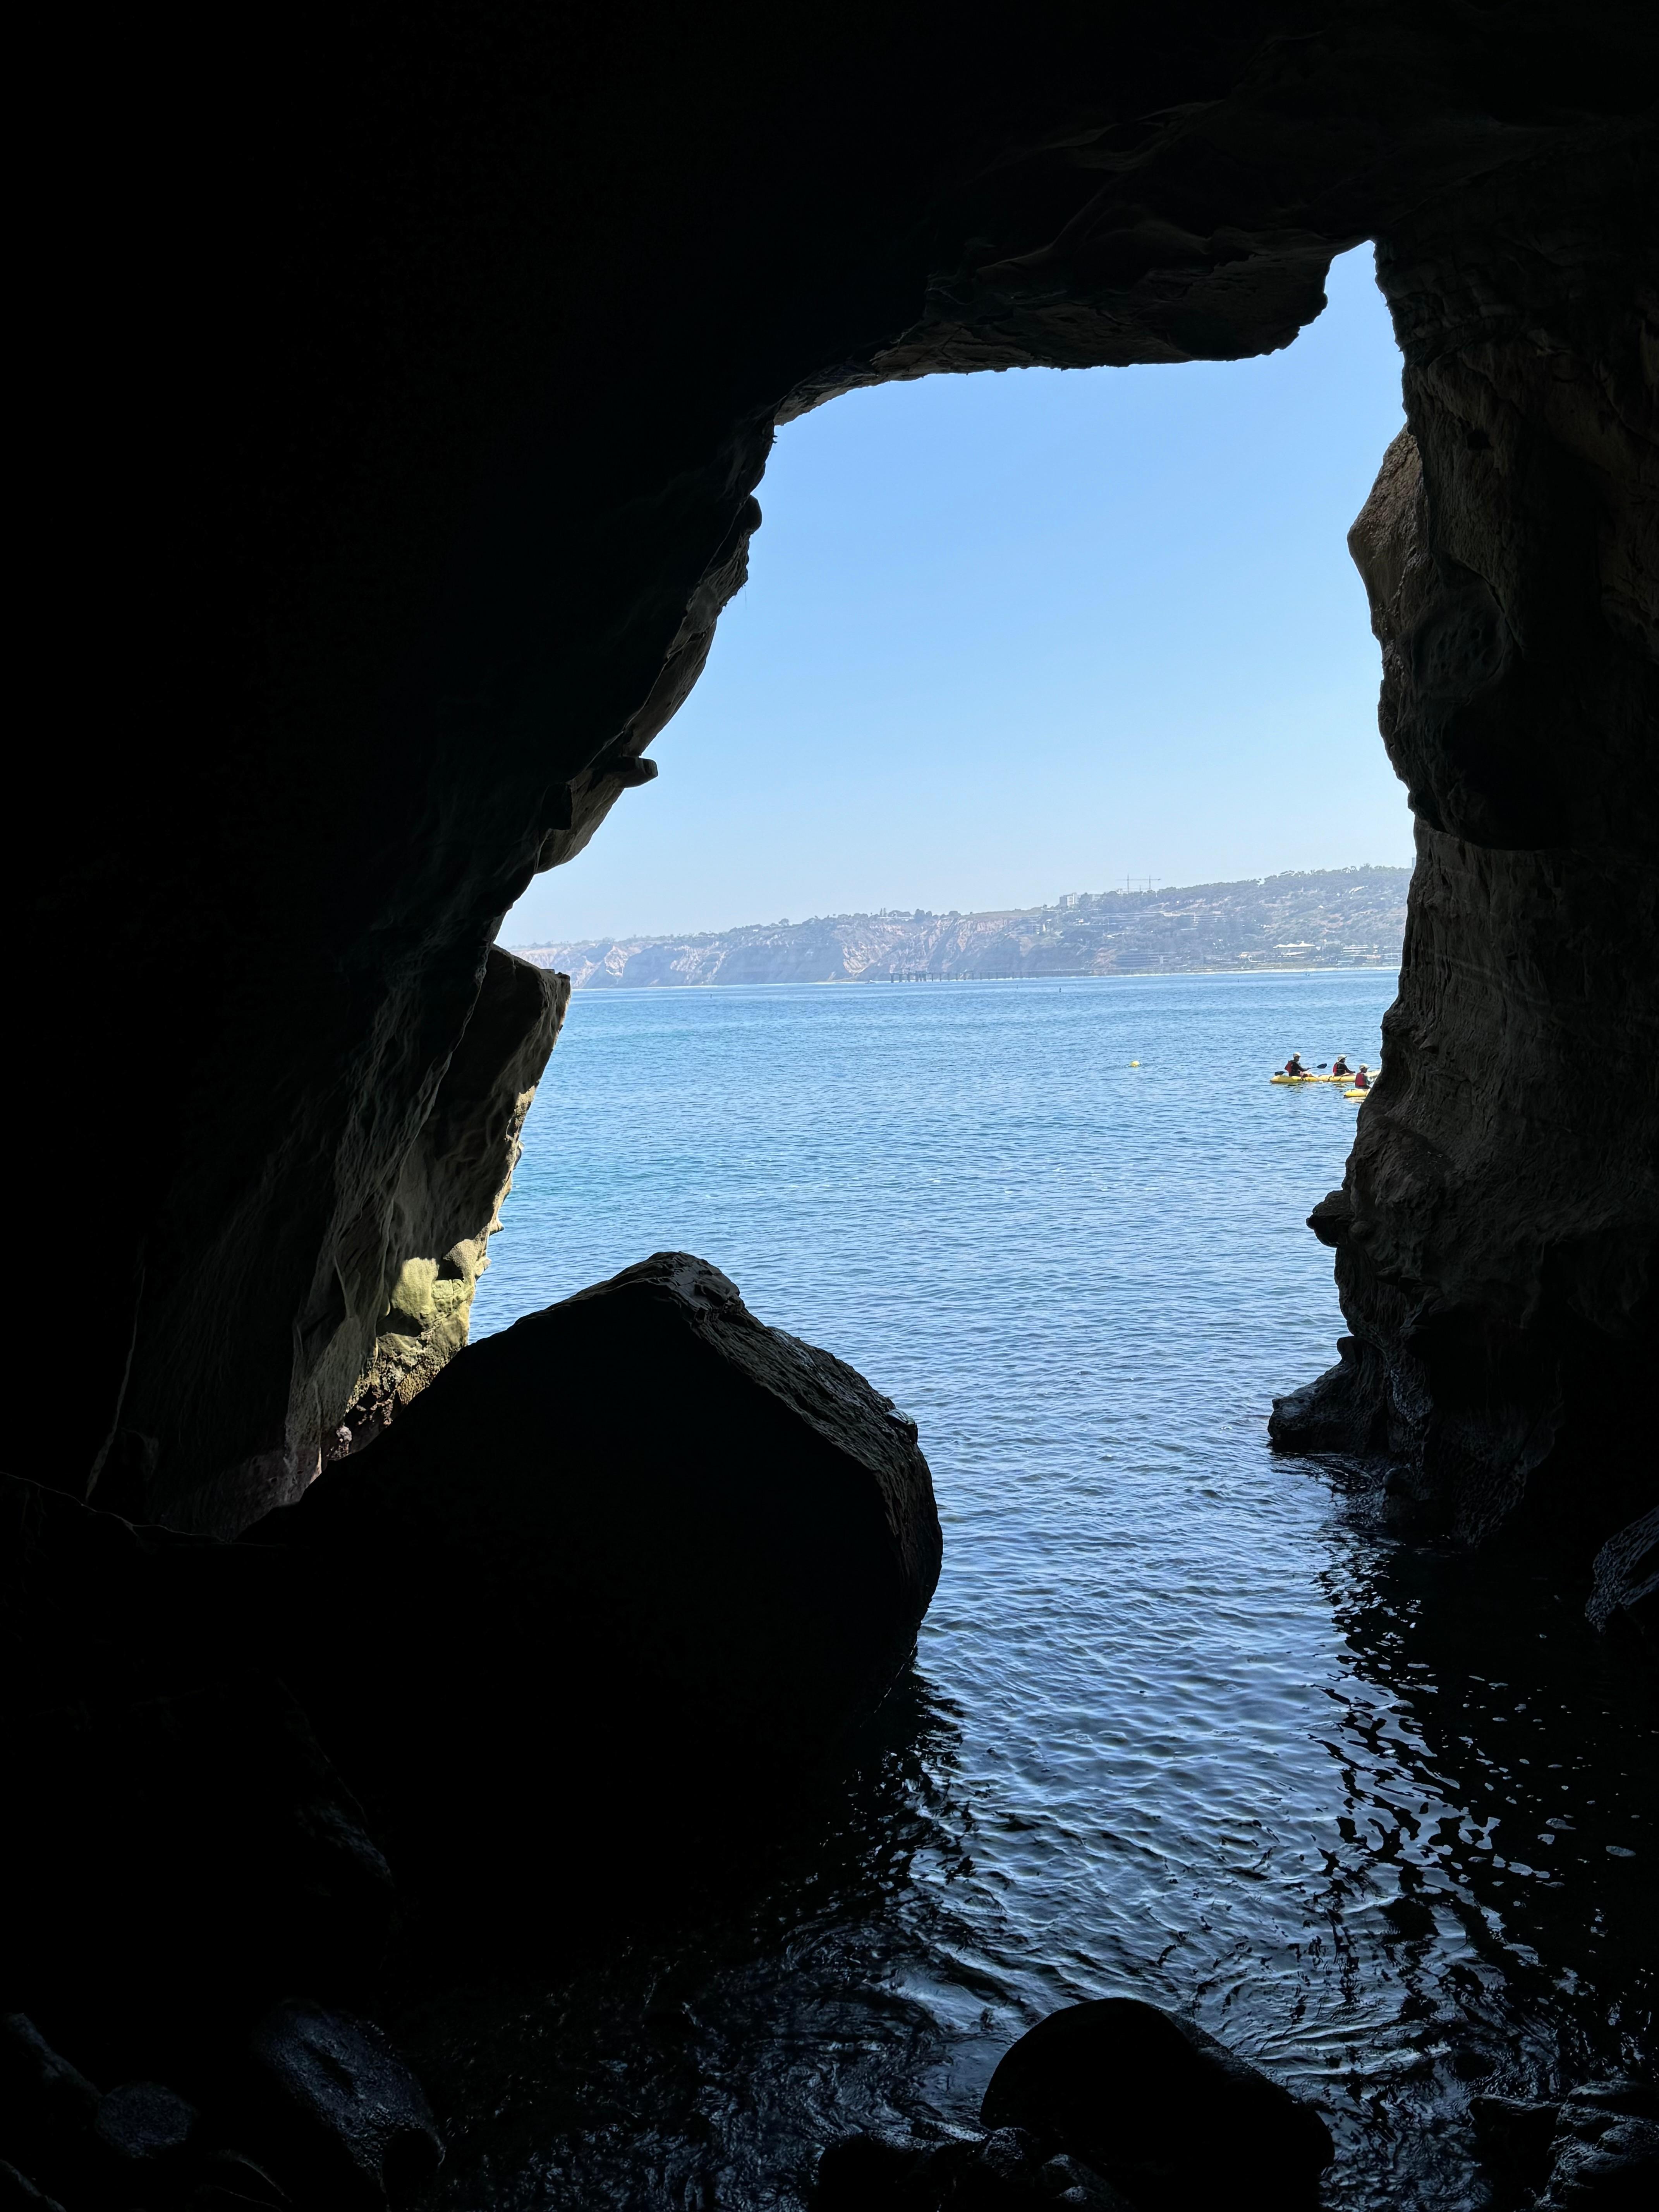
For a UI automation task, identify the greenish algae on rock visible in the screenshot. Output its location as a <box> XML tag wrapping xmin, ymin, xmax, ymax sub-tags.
<box><xmin>335</xmin><ymin>949</ymin><xmax>568</xmax><ymax>1462</ymax></box>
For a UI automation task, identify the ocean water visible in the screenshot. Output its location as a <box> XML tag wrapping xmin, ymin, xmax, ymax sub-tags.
<box><xmin>420</xmin><ymin>971</ymin><xmax>1654</xmax><ymax>2210</ymax></box>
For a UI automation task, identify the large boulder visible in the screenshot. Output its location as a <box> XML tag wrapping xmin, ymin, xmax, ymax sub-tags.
<box><xmin>979</xmin><ymin>1999</ymin><xmax>1333</xmax><ymax>2210</ymax></box>
<box><xmin>255</xmin><ymin>1254</ymin><xmax>942</xmax><ymax>1843</ymax></box>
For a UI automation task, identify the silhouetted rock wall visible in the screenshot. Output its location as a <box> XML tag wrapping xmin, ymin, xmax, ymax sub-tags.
<box><xmin>96</xmin><ymin>950</ymin><xmax>567</xmax><ymax>1532</ymax></box>
<box><xmin>1271</xmin><ymin>139</ymin><xmax>1658</xmax><ymax>1547</ymax></box>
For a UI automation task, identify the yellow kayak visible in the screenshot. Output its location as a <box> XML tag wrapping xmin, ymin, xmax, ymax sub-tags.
<box><xmin>1271</xmin><ymin>1073</ymin><xmax>1343</xmax><ymax>1085</ymax></box>
<box><xmin>1343</xmin><ymin>1087</ymin><xmax>1369</xmax><ymax>1101</ymax></box>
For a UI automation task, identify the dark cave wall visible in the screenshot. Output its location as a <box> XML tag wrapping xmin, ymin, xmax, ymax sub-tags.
<box><xmin>93</xmin><ymin>948</ymin><xmax>568</xmax><ymax>1532</ymax></box>
<box><xmin>14</xmin><ymin>3</ymin><xmax>1656</xmax><ymax>1538</ymax></box>
<box><xmin>1271</xmin><ymin>137</ymin><xmax>1658</xmax><ymax>1545</ymax></box>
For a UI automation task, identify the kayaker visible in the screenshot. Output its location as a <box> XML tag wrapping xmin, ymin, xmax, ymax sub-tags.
<box><xmin>1331</xmin><ymin>1055</ymin><xmax>1352</xmax><ymax>1078</ymax></box>
<box><xmin>1284</xmin><ymin>1052</ymin><xmax>1307</xmax><ymax>1078</ymax></box>
<box><xmin>1352</xmin><ymin>1064</ymin><xmax>1370</xmax><ymax>1090</ymax></box>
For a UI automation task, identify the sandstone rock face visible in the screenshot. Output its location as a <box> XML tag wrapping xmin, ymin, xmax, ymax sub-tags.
<box><xmin>326</xmin><ymin>948</ymin><xmax>568</xmax><ymax>1464</ymax></box>
<box><xmin>15</xmin><ymin>5</ymin><xmax>1657</xmax><ymax>1558</ymax></box>
<box><xmin>1269</xmin><ymin>144</ymin><xmax>1658</xmax><ymax>1549</ymax></box>
<box><xmin>254</xmin><ymin>1254</ymin><xmax>942</xmax><ymax>1834</ymax></box>
<box><xmin>98</xmin><ymin>948</ymin><xmax>566</xmax><ymax>1534</ymax></box>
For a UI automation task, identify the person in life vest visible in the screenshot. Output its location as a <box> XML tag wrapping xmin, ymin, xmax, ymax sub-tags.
<box><xmin>1284</xmin><ymin>1052</ymin><xmax>1307</xmax><ymax>1078</ymax></box>
<box><xmin>1352</xmin><ymin>1064</ymin><xmax>1371</xmax><ymax>1090</ymax></box>
<box><xmin>1331</xmin><ymin>1055</ymin><xmax>1352</xmax><ymax>1078</ymax></box>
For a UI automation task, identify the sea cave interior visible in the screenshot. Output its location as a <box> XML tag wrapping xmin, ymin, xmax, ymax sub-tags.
<box><xmin>7</xmin><ymin>5</ymin><xmax>1656</xmax><ymax>2209</ymax></box>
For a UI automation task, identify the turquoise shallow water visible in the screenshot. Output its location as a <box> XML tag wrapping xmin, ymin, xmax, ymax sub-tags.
<box><xmin>434</xmin><ymin>970</ymin><xmax>1654</xmax><ymax>2210</ymax></box>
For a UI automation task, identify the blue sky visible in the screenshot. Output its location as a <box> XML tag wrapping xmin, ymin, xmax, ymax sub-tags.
<box><xmin>507</xmin><ymin>246</ymin><xmax>1410</xmax><ymax>944</ymax></box>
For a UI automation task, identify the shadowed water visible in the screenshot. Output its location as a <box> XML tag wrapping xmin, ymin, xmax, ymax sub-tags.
<box><xmin>409</xmin><ymin>971</ymin><xmax>1654</xmax><ymax>2210</ymax></box>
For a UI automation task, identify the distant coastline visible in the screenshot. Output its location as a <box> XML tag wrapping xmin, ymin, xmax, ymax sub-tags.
<box><xmin>510</xmin><ymin>866</ymin><xmax>1409</xmax><ymax>990</ymax></box>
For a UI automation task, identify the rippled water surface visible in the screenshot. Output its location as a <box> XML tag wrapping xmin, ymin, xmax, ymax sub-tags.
<box><xmin>413</xmin><ymin>972</ymin><xmax>1654</xmax><ymax>2209</ymax></box>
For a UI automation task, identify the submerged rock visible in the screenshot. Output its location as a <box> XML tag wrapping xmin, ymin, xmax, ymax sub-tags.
<box><xmin>257</xmin><ymin>1253</ymin><xmax>941</xmax><ymax>1841</ymax></box>
<box><xmin>979</xmin><ymin>1998</ymin><xmax>1332</xmax><ymax>2209</ymax></box>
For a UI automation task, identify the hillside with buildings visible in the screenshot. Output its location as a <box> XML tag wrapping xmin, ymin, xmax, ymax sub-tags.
<box><xmin>512</xmin><ymin>866</ymin><xmax>1409</xmax><ymax>988</ymax></box>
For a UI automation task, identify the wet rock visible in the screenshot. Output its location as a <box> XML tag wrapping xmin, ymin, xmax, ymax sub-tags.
<box><xmin>976</xmin><ymin>2128</ymin><xmax>1046</xmax><ymax>2190</ymax></box>
<box><xmin>1039</xmin><ymin>2153</ymin><xmax>1136</xmax><ymax>2207</ymax></box>
<box><xmin>1559</xmin><ymin>2082</ymin><xmax>1659</xmax><ymax>2125</ymax></box>
<box><xmin>812</xmin><ymin>2130</ymin><xmax>929</xmax><ymax>2206</ymax></box>
<box><xmin>93</xmin><ymin>2081</ymin><xmax>200</xmax><ymax>2174</ymax></box>
<box><xmin>979</xmin><ymin>1998</ymin><xmax>1332</xmax><ymax>2209</ymax></box>
<box><xmin>1269</xmin><ymin>1331</ymin><xmax>1391</xmax><ymax>1459</ymax></box>
<box><xmin>0</xmin><ymin>2019</ymin><xmax>98</xmax><ymax>2199</ymax></box>
<box><xmin>814</xmin><ymin>2126</ymin><xmax>1099</xmax><ymax>2210</ymax></box>
<box><xmin>256</xmin><ymin>1254</ymin><xmax>942</xmax><ymax>1842</ymax></box>
<box><xmin>1540</xmin><ymin>2119</ymin><xmax>1659</xmax><ymax>2207</ymax></box>
<box><xmin>1586</xmin><ymin>1508</ymin><xmax>1659</xmax><ymax>1645</ymax></box>
<box><xmin>1475</xmin><ymin>2083</ymin><xmax>1659</xmax><ymax>2211</ymax></box>
<box><xmin>1534</xmin><ymin>2083</ymin><xmax>1659</xmax><ymax>2208</ymax></box>
<box><xmin>0</xmin><ymin>2166</ymin><xmax>65</xmax><ymax>2212</ymax></box>
<box><xmin>1275</xmin><ymin>298</ymin><xmax>1659</xmax><ymax>1554</ymax></box>
<box><xmin>814</xmin><ymin>2125</ymin><xmax>1140</xmax><ymax>2210</ymax></box>
<box><xmin>240</xmin><ymin>2002</ymin><xmax>441</xmax><ymax>2209</ymax></box>
<box><xmin>186</xmin><ymin>2150</ymin><xmax>292</xmax><ymax>2209</ymax></box>
<box><xmin>922</xmin><ymin>2129</ymin><xmax>1046</xmax><ymax>2207</ymax></box>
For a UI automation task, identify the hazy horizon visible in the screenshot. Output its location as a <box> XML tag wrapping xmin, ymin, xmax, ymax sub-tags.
<box><xmin>504</xmin><ymin>246</ymin><xmax>1411</xmax><ymax>944</ymax></box>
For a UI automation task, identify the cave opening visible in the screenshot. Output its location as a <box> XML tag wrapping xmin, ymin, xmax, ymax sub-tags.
<box><xmin>500</xmin><ymin>246</ymin><xmax>1409</xmax><ymax>955</ymax></box>
<box><xmin>391</xmin><ymin>246</ymin><xmax>1652</xmax><ymax>2211</ymax></box>
<box><xmin>9</xmin><ymin>10</ymin><xmax>1655</xmax><ymax>2212</ymax></box>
